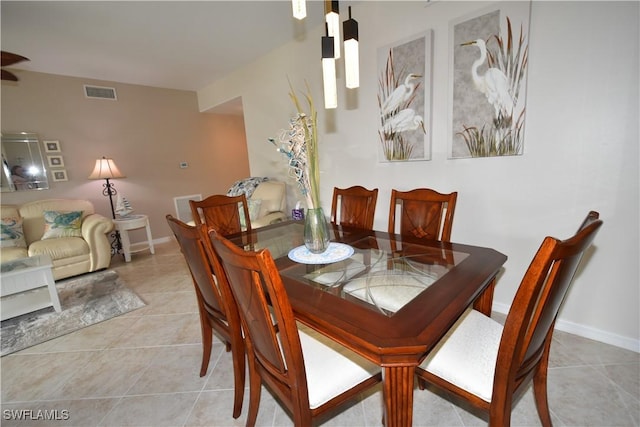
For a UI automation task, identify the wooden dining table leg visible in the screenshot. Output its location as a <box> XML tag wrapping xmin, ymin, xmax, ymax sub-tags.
<box><xmin>382</xmin><ymin>365</ymin><xmax>415</xmax><ymax>427</ymax></box>
<box><xmin>473</xmin><ymin>276</ymin><xmax>496</xmax><ymax>316</ymax></box>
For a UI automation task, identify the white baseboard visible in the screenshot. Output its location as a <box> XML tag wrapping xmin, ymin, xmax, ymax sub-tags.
<box><xmin>492</xmin><ymin>302</ymin><xmax>640</xmax><ymax>353</ymax></box>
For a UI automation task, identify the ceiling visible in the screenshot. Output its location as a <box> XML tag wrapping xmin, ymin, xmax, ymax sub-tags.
<box><xmin>1</xmin><ymin>1</ymin><xmax>326</xmax><ymax>96</ymax></box>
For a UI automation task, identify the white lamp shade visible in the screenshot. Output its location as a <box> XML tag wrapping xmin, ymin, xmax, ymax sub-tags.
<box><xmin>292</xmin><ymin>0</ymin><xmax>306</xmax><ymax>19</ymax></box>
<box><xmin>325</xmin><ymin>11</ymin><xmax>341</xmax><ymax>59</ymax></box>
<box><xmin>344</xmin><ymin>39</ymin><xmax>359</xmax><ymax>88</ymax></box>
<box><xmin>322</xmin><ymin>58</ymin><xmax>338</xmax><ymax>109</ymax></box>
<box><xmin>88</xmin><ymin>157</ymin><xmax>125</xmax><ymax>179</ymax></box>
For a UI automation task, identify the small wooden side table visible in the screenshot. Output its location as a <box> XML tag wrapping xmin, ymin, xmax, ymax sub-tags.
<box><xmin>113</xmin><ymin>214</ymin><xmax>155</xmax><ymax>262</ymax></box>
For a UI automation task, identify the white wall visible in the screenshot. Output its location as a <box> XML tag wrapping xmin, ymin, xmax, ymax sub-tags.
<box><xmin>198</xmin><ymin>1</ymin><xmax>639</xmax><ymax>351</ymax></box>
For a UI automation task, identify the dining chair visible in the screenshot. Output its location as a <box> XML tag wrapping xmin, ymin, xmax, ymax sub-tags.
<box><xmin>330</xmin><ymin>185</ymin><xmax>379</xmax><ymax>230</ymax></box>
<box><xmin>388</xmin><ymin>188</ymin><xmax>458</xmax><ymax>241</ymax></box>
<box><xmin>415</xmin><ymin>211</ymin><xmax>603</xmax><ymax>426</ymax></box>
<box><xmin>190</xmin><ymin>194</ymin><xmax>251</xmax><ymax>236</ymax></box>
<box><xmin>208</xmin><ymin>229</ymin><xmax>382</xmax><ymax>427</ymax></box>
<box><xmin>165</xmin><ymin>215</ymin><xmax>245</xmax><ymax>419</ymax></box>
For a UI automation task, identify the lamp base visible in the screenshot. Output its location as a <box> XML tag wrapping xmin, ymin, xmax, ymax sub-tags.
<box><xmin>110</xmin><ymin>230</ymin><xmax>123</xmax><ymax>257</ymax></box>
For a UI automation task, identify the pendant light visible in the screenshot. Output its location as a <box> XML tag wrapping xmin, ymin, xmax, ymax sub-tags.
<box><xmin>343</xmin><ymin>6</ymin><xmax>359</xmax><ymax>88</ymax></box>
<box><xmin>325</xmin><ymin>1</ymin><xmax>340</xmax><ymax>59</ymax></box>
<box><xmin>291</xmin><ymin>0</ymin><xmax>306</xmax><ymax>20</ymax></box>
<box><xmin>322</xmin><ymin>25</ymin><xmax>337</xmax><ymax>109</ymax></box>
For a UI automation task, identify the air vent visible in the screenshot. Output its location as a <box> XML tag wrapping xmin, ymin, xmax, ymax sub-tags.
<box><xmin>84</xmin><ymin>85</ymin><xmax>117</xmax><ymax>100</ymax></box>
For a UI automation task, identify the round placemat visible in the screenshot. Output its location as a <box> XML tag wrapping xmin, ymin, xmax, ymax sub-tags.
<box><xmin>288</xmin><ymin>243</ymin><xmax>354</xmax><ymax>264</ymax></box>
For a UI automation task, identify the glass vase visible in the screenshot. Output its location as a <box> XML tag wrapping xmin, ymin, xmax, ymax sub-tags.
<box><xmin>304</xmin><ymin>207</ymin><xmax>330</xmax><ymax>254</ymax></box>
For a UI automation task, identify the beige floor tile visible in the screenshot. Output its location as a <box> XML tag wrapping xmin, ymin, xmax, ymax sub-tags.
<box><xmin>126</xmin><ymin>344</ymin><xmax>220</xmax><ymax>395</ymax></box>
<box><xmin>1</xmin><ymin>351</ymin><xmax>97</xmax><ymax>402</ymax></box>
<box><xmin>133</xmin><ymin>290</ymin><xmax>197</xmax><ymax>316</ymax></box>
<box><xmin>49</xmin><ymin>347</ymin><xmax>160</xmax><ymax>399</ymax></box>
<box><xmin>310</xmin><ymin>396</ymin><xmax>368</xmax><ymax>427</ymax></box>
<box><xmin>187</xmin><ymin>388</ymin><xmax>278</xmax><ymax>427</ymax></box>
<box><xmin>360</xmin><ymin>385</ymin><xmax>386</xmax><ymax>427</ymax></box>
<box><xmin>1</xmin><ymin>398</ymin><xmax>119</xmax><ymax>427</ymax></box>
<box><xmin>553</xmin><ymin>330</ymin><xmax>640</xmax><ymax>365</ymax></box>
<box><xmin>548</xmin><ymin>365</ymin><xmax>636</xmax><ymax>426</ymax></box>
<box><xmin>409</xmin><ymin>385</ymin><xmax>464</xmax><ymax>427</ymax></box>
<box><xmin>127</xmin><ymin>272</ymin><xmax>192</xmax><ymax>294</ymax></box>
<box><xmin>203</xmin><ymin>344</ymin><xmax>246</xmax><ymax>392</ymax></box>
<box><xmin>98</xmin><ymin>392</ymin><xmax>198</xmax><ymax>427</ymax></box>
<box><xmin>108</xmin><ymin>313</ymin><xmax>201</xmax><ymax>348</ymax></box>
<box><xmin>618</xmin><ymin>388</ymin><xmax>640</xmax><ymax>426</ymax></box>
<box><xmin>603</xmin><ymin>362</ymin><xmax>640</xmax><ymax>400</ymax></box>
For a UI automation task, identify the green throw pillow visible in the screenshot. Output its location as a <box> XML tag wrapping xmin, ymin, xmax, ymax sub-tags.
<box><xmin>41</xmin><ymin>210</ymin><xmax>84</xmax><ymax>240</ymax></box>
<box><xmin>0</xmin><ymin>217</ymin><xmax>27</xmax><ymax>248</ymax></box>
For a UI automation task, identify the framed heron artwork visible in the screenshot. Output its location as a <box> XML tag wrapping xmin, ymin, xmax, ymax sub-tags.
<box><xmin>377</xmin><ymin>30</ymin><xmax>432</xmax><ymax>162</ymax></box>
<box><xmin>449</xmin><ymin>2</ymin><xmax>531</xmax><ymax>158</ymax></box>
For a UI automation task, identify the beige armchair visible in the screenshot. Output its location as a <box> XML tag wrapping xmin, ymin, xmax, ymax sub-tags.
<box><xmin>0</xmin><ymin>199</ymin><xmax>114</xmax><ymax>280</ymax></box>
<box><xmin>249</xmin><ymin>180</ymin><xmax>287</xmax><ymax>228</ymax></box>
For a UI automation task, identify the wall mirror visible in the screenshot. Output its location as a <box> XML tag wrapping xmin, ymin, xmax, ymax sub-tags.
<box><xmin>1</xmin><ymin>132</ymin><xmax>50</xmax><ymax>192</ymax></box>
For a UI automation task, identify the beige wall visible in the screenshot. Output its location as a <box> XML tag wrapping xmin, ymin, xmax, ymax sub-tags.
<box><xmin>1</xmin><ymin>70</ymin><xmax>250</xmax><ymax>241</ymax></box>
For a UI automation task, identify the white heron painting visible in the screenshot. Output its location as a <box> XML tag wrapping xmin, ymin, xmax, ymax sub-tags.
<box><xmin>377</xmin><ymin>30</ymin><xmax>432</xmax><ymax>162</ymax></box>
<box><xmin>450</xmin><ymin>4</ymin><xmax>530</xmax><ymax>158</ymax></box>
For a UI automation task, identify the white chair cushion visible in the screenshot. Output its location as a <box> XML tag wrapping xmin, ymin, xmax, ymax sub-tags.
<box><xmin>298</xmin><ymin>325</ymin><xmax>380</xmax><ymax>409</ymax></box>
<box><xmin>419</xmin><ymin>309</ymin><xmax>503</xmax><ymax>402</ymax></box>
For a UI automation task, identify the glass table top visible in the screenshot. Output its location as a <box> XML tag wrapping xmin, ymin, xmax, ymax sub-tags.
<box><xmin>229</xmin><ymin>222</ymin><xmax>472</xmax><ymax>316</ymax></box>
<box><xmin>239</xmin><ymin>222</ymin><xmax>362</xmax><ymax>260</ymax></box>
<box><xmin>0</xmin><ymin>254</ymin><xmax>52</xmax><ymax>274</ymax></box>
<box><xmin>279</xmin><ymin>235</ymin><xmax>469</xmax><ymax>316</ymax></box>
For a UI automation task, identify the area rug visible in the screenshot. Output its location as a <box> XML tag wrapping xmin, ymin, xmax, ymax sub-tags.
<box><xmin>1</xmin><ymin>269</ymin><xmax>145</xmax><ymax>356</ymax></box>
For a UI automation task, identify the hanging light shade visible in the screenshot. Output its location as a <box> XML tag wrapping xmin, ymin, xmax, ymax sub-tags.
<box><xmin>291</xmin><ymin>0</ymin><xmax>306</xmax><ymax>20</ymax></box>
<box><xmin>88</xmin><ymin>156</ymin><xmax>125</xmax><ymax>180</ymax></box>
<box><xmin>322</xmin><ymin>26</ymin><xmax>337</xmax><ymax>109</ymax></box>
<box><xmin>343</xmin><ymin>6</ymin><xmax>359</xmax><ymax>89</ymax></box>
<box><xmin>325</xmin><ymin>0</ymin><xmax>340</xmax><ymax>59</ymax></box>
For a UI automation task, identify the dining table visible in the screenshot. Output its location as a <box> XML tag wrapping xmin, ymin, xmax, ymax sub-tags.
<box><xmin>228</xmin><ymin>220</ymin><xmax>507</xmax><ymax>427</ymax></box>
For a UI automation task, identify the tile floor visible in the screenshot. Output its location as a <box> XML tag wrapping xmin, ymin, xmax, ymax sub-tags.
<box><xmin>1</xmin><ymin>241</ymin><xmax>638</xmax><ymax>426</ymax></box>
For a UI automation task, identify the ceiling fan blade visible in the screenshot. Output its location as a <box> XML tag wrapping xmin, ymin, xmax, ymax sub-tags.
<box><xmin>1</xmin><ymin>51</ymin><xmax>29</xmax><ymax>67</ymax></box>
<box><xmin>1</xmin><ymin>69</ymin><xmax>19</xmax><ymax>81</ymax></box>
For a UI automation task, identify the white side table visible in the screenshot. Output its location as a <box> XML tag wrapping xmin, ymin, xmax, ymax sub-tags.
<box><xmin>113</xmin><ymin>214</ymin><xmax>155</xmax><ymax>262</ymax></box>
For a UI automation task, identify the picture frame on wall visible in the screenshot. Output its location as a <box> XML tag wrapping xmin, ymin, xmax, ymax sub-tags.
<box><xmin>51</xmin><ymin>170</ymin><xmax>68</xmax><ymax>182</ymax></box>
<box><xmin>47</xmin><ymin>155</ymin><xmax>64</xmax><ymax>168</ymax></box>
<box><xmin>448</xmin><ymin>1</ymin><xmax>531</xmax><ymax>159</ymax></box>
<box><xmin>377</xmin><ymin>30</ymin><xmax>433</xmax><ymax>162</ymax></box>
<box><xmin>43</xmin><ymin>140</ymin><xmax>61</xmax><ymax>153</ymax></box>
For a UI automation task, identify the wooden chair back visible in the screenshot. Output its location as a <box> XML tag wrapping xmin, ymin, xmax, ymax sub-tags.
<box><xmin>209</xmin><ymin>230</ymin><xmax>313</xmax><ymax>423</ymax></box>
<box><xmin>165</xmin><ymin>215</ymin><xmax>245</xmax><ymax>418</ymax></box>
<box><xmin>417</xmin><ymin>211</ymin><xmax>603</xmax><ymax>426</ymax></box>
<box><xmin>496</xmin><ymin>212</ymin><xmax>603</xmax><ymax>406</ymax></box>
<box><xmin>208</xmin><ymin>229</ymin><xmax>380</xmax><ymax>425</ymax></box>
<box><xmin>331</xmin><ymin>185</ymin><xmax>379</xmax><ymax>230</ymax></box>
<box><xmin>189</xmin><ymin>194</ymin><xmax>251</xmax><ymax>236</ymax></box>
<box><xmin>388</xmin><ymin>188</ymin><xmax>457</xmax><ymax>241</ymax></box>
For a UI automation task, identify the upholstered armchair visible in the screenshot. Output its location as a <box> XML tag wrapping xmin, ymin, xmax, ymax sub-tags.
<box><xmin>249</xmin><ymin>180</ymin><xmax>287</xmax><ymax>228</ymax></box>
<box><xmin>226</xmin><ymin>178</ymin><xmax>287</xmax><ymax>229</ymax></box>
